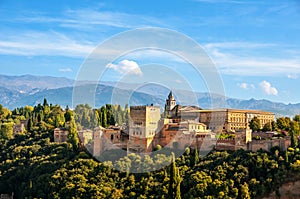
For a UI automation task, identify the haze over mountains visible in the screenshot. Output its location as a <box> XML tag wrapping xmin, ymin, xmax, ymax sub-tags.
<box><xmin>0</xmin><ymin>74</ymin><xmax>299</xmax><ymax>116</ymax></box>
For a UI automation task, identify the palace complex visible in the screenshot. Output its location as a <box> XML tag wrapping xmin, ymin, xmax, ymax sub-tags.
<box><xmin>54</xmin><ymin>91</ymin><xmax>290</xmax><ymax>156</ymax></box>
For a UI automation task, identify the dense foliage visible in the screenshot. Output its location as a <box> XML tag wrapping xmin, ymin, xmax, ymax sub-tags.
<box><xmin>0</xmin><ymin>101</ymin><xmax>300</xmax><ymax>198</ymax></box>
<box><xmin>74</xmin><ymin>104</ymin><xmax>129</xmax><ymax>129</ymax></box>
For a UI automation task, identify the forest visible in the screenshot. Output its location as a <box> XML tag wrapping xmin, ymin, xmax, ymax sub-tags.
<box><xmin>0</xmin><ymin>100</ymin><xmax>300</xmax><ymax>198</ymax></box>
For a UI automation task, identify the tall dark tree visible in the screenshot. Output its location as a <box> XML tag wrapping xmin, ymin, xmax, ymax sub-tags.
<box><xmin>124</xmin><ymin>104</ymin><xmax>129</xmax><ymax>126</ymax></box>
<box><xmin>271</xmin><ymin>121</ymin><xmax>278</xmax><ymax>132</ymax></box>
<box><xmin>168</xmin><ymin>153</ymin><xmax>181</xmax><ymax>199</ymax></box>
<box><xmin>64</xmin><ymin>106</ymin><xmax>73</xmax><ymax>123</ymax></box>
<box><xmin>27</xmin><ymin>117</ymin><xmax>33</xmax><ymax>131</ymax></box>
<box><xmin>263</xmin><ymin>122</ymin><xmax>272</xmax><ymax>132</ymax></box>
<box><xmin>37</xmin><ymin>113</ymin><xmax>42</xmax><ymax>122</ymax></box>
<box><xmin>106</xmin><ymin>104</ymin><xmax>115</xmax><ymax>126</ymax></box>
<box><xmin>249</xmin><ymin>117</ymin><xmax>261</xmax><ymax>132</ymax></box>
<box><xmin>191</xmin><ymin>148</ymin><xmax>199</xmax><ymax>167</ymax></box>
<box><xmin>43</xmin><ymin>98</ymin><xmax>49</xmax><ymax>107</ymax></box>
<box><xmin>68</xmin><ymin>116</ymin><xmax>79</xmax><ymax>150</ymax></box>
<box><xmin>290</xmin><ymin>121</ymin><xmax>300</xmax><ymax>148</ymax></box>
<box><xmin>101</xmin><ymin>106</ymin><xmax>107</xmax><ymax>128</ymax></box>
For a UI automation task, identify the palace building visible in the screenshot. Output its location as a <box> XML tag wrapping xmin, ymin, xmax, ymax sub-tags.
<box><xmin>164</xmin><ymin>91</ymin><xmax>275</xmax><ymax>132</ymax></box>
<box><xmin>198</xmin><ymin>109</ymin><xmax>275</xmax><ymax>132</ymax></box>
<box><xmin>65</xmin><ymin>91</ymin><xmax>282</xmax><ymax>157</ymax></box>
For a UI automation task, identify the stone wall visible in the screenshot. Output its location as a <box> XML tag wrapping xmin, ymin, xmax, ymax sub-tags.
<box><xmin>252</xmin><ymin>132</ymin><xmax>274</xmax><ymax>139</ymax></box>
<box><xmin>215</xmin><ymin>139</ymin><xmax>236</xmax><ymax>151</ymax></box>
<box><xmin>248</xmin><ymin>137</ymin><xmax>291</xmax><ymax>152</ymax></box>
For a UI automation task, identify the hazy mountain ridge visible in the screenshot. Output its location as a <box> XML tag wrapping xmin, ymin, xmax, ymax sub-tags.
<box><xmin>3</xmin><ymin>84</ymin><xmax>164</xmax><ymax>110</ymax></box>
<box><xmin>0</xmin><ymin>74</ymin><xmax>74</xmax><ymax>93</ymax></box>
<box><xmin>0</xmin><ymin>75</ymin><xmax>299</xmax><ymax>116</ymax></box>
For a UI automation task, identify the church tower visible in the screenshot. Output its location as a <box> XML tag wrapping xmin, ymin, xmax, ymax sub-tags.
<box><xmin>165</xmin><ymin>91</ymin><xmax>176</xmax><ymax>117</ymax></box>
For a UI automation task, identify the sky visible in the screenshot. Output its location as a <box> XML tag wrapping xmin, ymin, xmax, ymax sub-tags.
<box><xmin>0</xmin><ymin>0</ymin><xmax>300</xmax><ymax>104</ymax></box>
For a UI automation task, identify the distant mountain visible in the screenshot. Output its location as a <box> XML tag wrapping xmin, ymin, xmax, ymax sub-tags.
<box><xmin>227</xmin><ymin>98</ymin><xmax>300</xmax><ymax>117</ymax></box>
<box><xmin>0</xmin><ymin>74</ymin><xmax>74</xmax><ymax>94</ymax></box>
<box><xmin>8</xmin><ymin>84</ymin><xmax>164</xmax><ymax>110</ymax></box>
<box><xmin>0</xmin><ymin>86</ymin><xmax>24</xmax><ymax>106</ymax></box>
<box><xmin>0</xmin><ymin>74</ymin><xmax>299</xmax><ymax>117</ymax></box>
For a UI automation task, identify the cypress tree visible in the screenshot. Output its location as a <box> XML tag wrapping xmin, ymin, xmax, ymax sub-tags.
<box><xmin>102</xmin><ymin>109</ymin><xmax>107</xmax><ymax>128</ymax></box>
<box><xmin>191</xmin><ymin>147</ymin><xmax>199</xmax><ymax>167</ymax></box>
<box><xmin>37</xmin><ymin>113</ymin><xmax>42</xmax><ymax>122</ymax></box>
<box><xmin>124</xmin><ymin>104</ymin><xmax>129</xmax><ymax>126</ymax></box>
<box><xmin>168</xmin><ymin>152</ymin><xmax>181</xmax><ymax>199</ymax></box>
<box><xmin>43</xmin><ymin>98</ymin><xmax>48</xmax><ymax>107</ymax></box>
<box><xmin>68</xmin><ymin>117</ymin><xmax>79</xmax><ymax>151</ymax></box>
<box><xmin>27</xmin><ymin>117</ymin><xmax>33</xmax><ymax>131</ymax></box>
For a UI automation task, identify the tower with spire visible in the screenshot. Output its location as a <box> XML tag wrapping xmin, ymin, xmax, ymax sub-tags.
<box><xmin>165</xmin><ymin>91</ymin><xmax>176</xmax><ymax>117</ymax></box>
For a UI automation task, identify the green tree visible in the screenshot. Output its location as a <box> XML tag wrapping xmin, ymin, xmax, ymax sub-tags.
<box><xmin>43</xmin><ymin>98</ymin><xmax>49</xmax><ymax>107</ymax></box>
<box><xmin>263</xmin><ymin>122</ymin><xmax>272</xmax><ymax>132</ymax></box>
<box><xmin>271</xmin><ymin>121</ymin><xmax>278</xmax><ymax>132</ymax></box>
<box><xmin>27</xmin><ymin>117</ymin><xmax>33</xmax><ymax>131</ymax></box>
<box><xmin>68</xmin><ymin>117</ymin><xmax>79</xmax><ymax>150</ymax></box>
<box><xmin>276</xmin><ymin>117</ymin><xmax>291</xmax><ymax>131</ymax></box>
<box><xmin>0</xmin><ymin>105</ymin><xmax>11</xmax><ymax>120</ymax></box>
<box><xmin>240</xmin><ymin>182</ymin><xmax>251</xmax><ymax>199</ymax></box>
<box><xmin>290</xmin><ymin>121</ymin><xmax>300</xmax><ymax>148</ymax></box>
<box><xmin>168</xmin><ymin>153</ymin><xmax>181</xmax><ymax>199</ymax></box>
<box><xmin>124</xmin><ymin>104</ymin><xmax>129</xmax><ymax>126</ymax></box>
<box><xmin>191</xmin><ymin>148</ymin><xmax>199</xmax><ymax>167</ymax></box>
<box><xmin>249</xmin><ymin>117</ymin><xmax>261</xmax><ymax>132</ymax></box>
<box><xmin>294</xmin><ymin>115</ymin><xmax>300</xmax><ymax>123</ymax></box>
<box><xmin>106</xmin><ymin>104</ymin><xmax>115</xmax><ymax>126</ymax></box>
<box><xmin>64</xmin><ymin>106</ymin><xmax>73</xmax><ymax>123</ymax></box>
<box><xmin>0</xmin><ymin>122</ymin><xmax>13</xmax><ymax>139</ymax></box>
<box><xmin>101</xmin><ymin>107</ymin><xmax>107</xmax><ymax>128</ymax></box>
<box><xmin>89</xmin><ymin>110</ymin><xmax>98</xmax><ymax>128</ymax></box>
<box><xmin>24</xmin><ymin>105</ymin><xmax>34</xmax><ymax>112</ymax></box>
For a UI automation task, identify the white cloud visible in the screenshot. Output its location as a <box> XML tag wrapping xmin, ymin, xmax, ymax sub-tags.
<box><xmin>59</xmin><ymin>68</ymin><xmax>72</xmax><ymax>72</ymax></box>
<box><xmin>0</xmin><ymin>31</ymin><xmax>94</xmax><ymax>57</ymax></box>
<box><xmin>259</xmin><ymin>81</ymin><xmax>278</xmax><ymax>96</ymax></box>
<box><xmin>107</xmin><ymin>59</ymin><xmax>142</xmax><ymax>76</ymax></box>
<box><xmin>238</xmin><ymin>83</ymin><xmax>248</xmax><ymax>89</ymax></box>
<box><xmin>18</xmin><ymin>9</ymin><xmax>166</xmax><ymax>30</ymax></box>
<box><xmin>204</xmin><ymin>42</ymin><xmax>276</xmax><ymax>49</ymax></box>
<box><xmin>122</xmin><ymin>49</ymin><xmax>186</xmax><ymax>64</ymax></box>
<box><xmin>238</xmin><ymin>83</ymin><xmax>255</xmax><ymax>90</ymax></box>
<box><xmin>203</xmin><ymin>42</ymin><xmax>300</xmax><ymax>76</ymax></box>
<box><xmin>287</xmin><ymin>74</ymin><xmax>298</xmax><ymax>79</ymax></box>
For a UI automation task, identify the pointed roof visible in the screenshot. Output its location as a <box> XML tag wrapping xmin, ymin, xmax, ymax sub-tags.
<box><xmin>168</xmin><ymin>91</ymin><xmax>175</xmax><ymax>100</ymax></box>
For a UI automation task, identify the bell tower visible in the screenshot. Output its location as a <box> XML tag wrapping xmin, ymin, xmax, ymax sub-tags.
<box><xmin>165</xmin><ymin>91</ymin><xmax>176</xmax><ymax>116</ymax></box>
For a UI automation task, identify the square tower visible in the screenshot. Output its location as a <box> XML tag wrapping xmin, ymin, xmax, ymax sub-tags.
<box><xmin>165</xmin><ymin>91</ymin><xmax>176</xmax><ymax>117</ymax></box>
<box><xmin>128</xmin><ymin>105</ymin><xmax>161</xmax><ymax>153</ymax></box>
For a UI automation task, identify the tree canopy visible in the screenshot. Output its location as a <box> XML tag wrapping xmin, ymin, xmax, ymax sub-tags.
<box><xmin>0</xmin><ymin>101</ymin><xmax>300</xmax><ymax>198</ymax></box>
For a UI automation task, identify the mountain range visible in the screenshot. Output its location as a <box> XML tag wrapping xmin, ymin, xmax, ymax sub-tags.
<box><xmin>0</xmin><ymin>74</ymin><xmax>299</xmax><ymax>117</ymax></box>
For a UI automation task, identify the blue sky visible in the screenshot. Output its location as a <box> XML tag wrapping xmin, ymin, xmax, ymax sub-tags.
<box><xmin>0</xmin><ymin>0</ymin><xmax>300</xmax><ymax>104</ymax></box>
